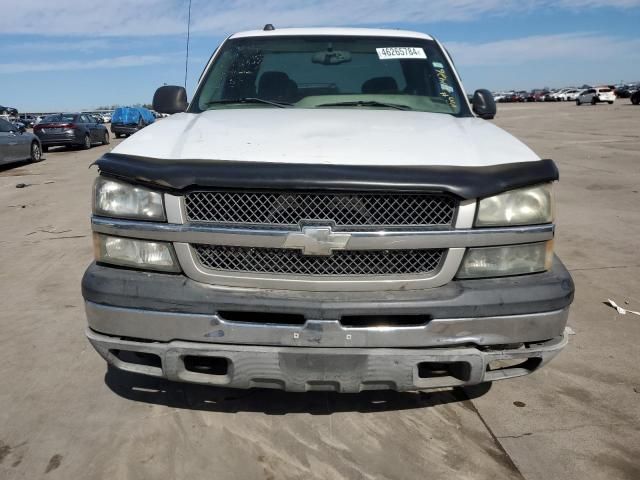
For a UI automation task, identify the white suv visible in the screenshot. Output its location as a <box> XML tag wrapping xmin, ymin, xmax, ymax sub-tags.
<box><xmin>576</xmin><ymin>87</ymin><xmax>615</xmax><ymax>105</ymax></box>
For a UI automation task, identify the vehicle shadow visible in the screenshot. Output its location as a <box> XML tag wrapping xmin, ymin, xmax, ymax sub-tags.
<box><xmin>0</xmin><ymin>159</ymin><xmax>32</xmax><ymax>173</ymax></box>
<box><xmin>104</xmin><ymin>367</ymin><xmax>491</xmax><ymax>415</ymax></box>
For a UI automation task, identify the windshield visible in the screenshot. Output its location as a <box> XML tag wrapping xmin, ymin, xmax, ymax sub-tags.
<box><xmin>190</xmin><ymin>35</ymin><xmax>469</xmax><ymax>116</ymax></box>
<box><xmin>43</xmin><ymin>114</ymin><xmax>76</xmax><ymax>123</ymax></box>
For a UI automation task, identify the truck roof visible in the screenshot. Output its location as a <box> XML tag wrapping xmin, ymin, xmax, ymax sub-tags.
<box><xmin>230</xmin><ymin>27</ymin><xmax>434</xmax><ymax>41</ymax></box>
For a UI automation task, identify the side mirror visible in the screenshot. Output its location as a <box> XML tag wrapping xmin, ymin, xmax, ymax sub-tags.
<box><xmin>153</xmin><ymin>85</ymin><xmax>188</xmax><ymax>114</ymax></box>
<box><xmin>472</xmin><ymin>89</ymin><xmax>497</xmax><ymax>120</ymax></box>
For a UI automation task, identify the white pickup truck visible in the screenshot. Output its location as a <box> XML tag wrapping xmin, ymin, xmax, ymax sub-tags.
<box><xmin>83</xmin><ymin>27</ymin><xmax>574</xmax><ymax>392</ymax></box>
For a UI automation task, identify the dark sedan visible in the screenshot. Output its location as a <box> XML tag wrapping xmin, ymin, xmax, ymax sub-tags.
<box><xmin>33</xmin><ymin>113</ymin><xmax>109</xmax><ymax>151</ymax></box>
<box><xmin>18</xmin><ymin>115</ymin><xmax>36</xmax><ymax>128</ymax></box>
<box><xmin>0</xmin><ymin>117</ymin><xmax>42</xmax><ymax>165</ymax></box>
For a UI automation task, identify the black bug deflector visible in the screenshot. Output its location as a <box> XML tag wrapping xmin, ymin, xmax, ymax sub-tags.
<box><xmin>95</xmin><ymin>153</ymin><xmax>559</xmax><ymax>199</ymax></box>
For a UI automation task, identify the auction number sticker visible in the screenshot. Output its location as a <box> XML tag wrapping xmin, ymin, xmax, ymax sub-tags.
<box><xmin>376</xmin><ymin>47</ymin><xmax>426</xmax><ymax>60</ymax></box>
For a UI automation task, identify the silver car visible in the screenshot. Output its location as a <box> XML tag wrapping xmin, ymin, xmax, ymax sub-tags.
<box><xmin>0</xmin><ymin>118</ymin><xmax>42</xmax><ymax>165</ymax></box>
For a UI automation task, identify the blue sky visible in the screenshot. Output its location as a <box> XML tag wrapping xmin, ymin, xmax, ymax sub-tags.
<box><xmin>1</xmin><ymin>0</ymin><xmax>639</xmax><ymax>112</ymax></box>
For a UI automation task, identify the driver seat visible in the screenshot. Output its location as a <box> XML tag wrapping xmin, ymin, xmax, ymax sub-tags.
<box><xmin>257</xmin><ymin>71</ymin><xmax>299</xmax><ymax>103</ymax></box>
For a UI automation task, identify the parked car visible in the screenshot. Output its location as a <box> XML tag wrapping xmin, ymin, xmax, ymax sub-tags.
<box><xmin>560</xmin><ymin>89</ymin><xmax>580</xmax><ymax>101</ymax></box>
<box><xmin>33</xmin><ymin>113</ymin><xmax>110</xmax><ymax>151</ymax></box>
<box><xmin>528</xmin><ymin>90</ymin><xmax>548</xmax><ymax>102</ymax></box>
<box><xmin>492</xmin><ymin>92</ymin><xmax>508</xmax><ymax>102</ymax></box>
<box><xmin>96</xmin><ymin>112</ymin><xmax>112</xmax><ymax>123</ymax></box>
<box><xmin>84</xmin><ymin>26</ymin><xmax>573</xmax><ymax>393</ymax></box>
<box><xmin>11</xmin><ymin>121</ymin><xmax>27</xmax><ymax>133</ymax></box>
<box><xmin>615</xmin><ymin>86</ymin><xmax>632</xmax><ymax>98</ymax></box>
<box><xmin>82</xmin><ymin>112</ymin><xmax>106</xmax><ymax>124</ymax></box>
<box><xmin>0</xmin><ymin>106</ymin><xmax>18</xmax><ymax>116</ymax></box>
<box><xmin>576</xmin><ymin>87</ymin><xmax>615</xmax><ymax>105</ymax></box>
<box><xmin>110</xmin><ymin>107</ymin><xmax>155</xmax><ymax>138</ymax></box>
<box><xmin>0</xmin><ymin>117</ymin><xmax>42</xmax><ymax>165</ymax></box>
<box><xmin>548</xmin><ymin>90</ymin><xmax>561</xmax><ymax>101</ymax></box>
<box><xmin>550</xmin><ymin>88</ymin><xmax>577</xmax><ymax>101</ymax></box>
<box><xmin>18</xmin><ymin>115</ymin><xmax>36</xmax><ymax>128</ymax></box>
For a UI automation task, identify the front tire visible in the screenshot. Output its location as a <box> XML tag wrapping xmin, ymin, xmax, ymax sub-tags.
<box><xmin>576</xmin><ymin>99</ymin><xmax>581</xmax><ymax>106</ymax></box>
<box><xmin>30</xmin><ymin>142</ymin><xmax>42</xmax><ymax>162</ymax></box>
<box><xmin>591</xmin><ymin>97</ymin><xmax>597</xmax><ymax>105</ymax></box>
<box><xmin>102</xmin><ymin>131</ymin><xmax>110</xmax><ymax>145</ymax></box>
<box><xmin>83</xmin><ymin>134</ymin><xmax>91</xmax><ymax>150</ymax></box>
<box><xmin>607</xmin><ymin>101</ymin><xmax>613</xmax><ymax>105</ymax></box>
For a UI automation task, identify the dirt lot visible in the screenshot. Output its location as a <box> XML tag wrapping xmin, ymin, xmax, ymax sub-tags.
<box><xmin>0</xmin><ymin>102</ymin><xmax>639</xmax><ymax>480</ymax></box>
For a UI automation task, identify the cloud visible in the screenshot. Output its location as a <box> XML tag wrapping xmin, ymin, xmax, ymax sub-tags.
<box><xmin>555</xmin><ymin>0</ymin><xmax>640</xmax><ymax>6</ymax></box>
<box><xmin>0</xmin><ymin>55</ymin><xmax>171</xmax><ymax>74</ymax></box>
<box><xmin>0</xmin><ymin>0</ymin><xmax>184</xmax><ymax>37</ymax></box>
<box><xmin>447</xmin><ymin>32</ymin><xmax>640</xmax><ymax>66</ymax></box>
<box><xmin>189</xmin><ymin>0</ymin><xmax>509</xmax><ymax>32</ymax></box>
<box><xmin>6</xmin><ymin>39</ymin><xmax>113</xmax><ymax>52</ymax></box>
<box><xmin>1</xmin><ymin>0</ymin><xmax>639</xmax><ymax>36</ymax></box>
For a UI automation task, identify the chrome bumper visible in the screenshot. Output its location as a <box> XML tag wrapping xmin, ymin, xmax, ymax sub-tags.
<box><xmin>87</xmin><ymin>328</ymin><xmax>569</xmax><ymax>393</ymax></box>
<box><xmin>86</xmin><ymin>300</ymin><xmax>569</xmax><ymax>348</ymax></box>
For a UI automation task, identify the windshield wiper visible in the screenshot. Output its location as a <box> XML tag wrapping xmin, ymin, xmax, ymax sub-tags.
<box><xmin>315</xmin><ymin>100</ymin><xmax>413</xmax><ymax>111</ymax></box>
<box><xmin>205</xmin><ymin>97</ymin><xmax>292</xmax><ymax>108</ymax></box>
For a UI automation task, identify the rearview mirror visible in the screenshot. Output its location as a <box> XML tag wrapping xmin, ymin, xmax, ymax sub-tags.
<box><xmin>312</xmin><ymin>50</ymin><xmax>352</xmax><ymax>65</ymax></box>
<box><xmin>153</xmin><ymin>85</ymin><xmax>188</xmax><ymax>114</ymax></box>
<box><xmin>472</xmin><ymin>89</ymin><xmax>496</xmax><ymax>120</ymax></box>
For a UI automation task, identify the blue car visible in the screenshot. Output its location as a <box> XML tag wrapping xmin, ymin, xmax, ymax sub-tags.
<box><xmin>110</xmin><ymin>107</ymin><xmax>155</xmax><ymax>138</ymax></box>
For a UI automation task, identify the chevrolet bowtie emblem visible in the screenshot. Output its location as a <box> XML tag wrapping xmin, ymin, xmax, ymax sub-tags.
<box><xmin>283</xmin><ymin>226</ymin><xmax>351</xmax><ymax>256</ymax></box>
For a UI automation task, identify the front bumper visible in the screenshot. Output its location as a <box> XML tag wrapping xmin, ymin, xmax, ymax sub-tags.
<box><xmin>85</xmin><ymin>300</ymin><xmax>569</xmax><ymax>349</ymax></box>
<box><xmin>87</xmin><ymin>328</ymin><xmax>568</xmax><ymax>392</ymax></box>
<box><xmin>83</xmin><ymin>258</ymin><xmax>573</xmax><ymax>348</ymax></box>
<box><xmin>83</xmin><ymin>259</ymin><xmax>573</xmax><ymax>391</ymax></box>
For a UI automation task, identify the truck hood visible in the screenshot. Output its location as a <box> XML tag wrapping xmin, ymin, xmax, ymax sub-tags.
<box><xmin>112</xmin><ymin>108</ymin><xmax>539</xmax><ymax>167</ymax></box>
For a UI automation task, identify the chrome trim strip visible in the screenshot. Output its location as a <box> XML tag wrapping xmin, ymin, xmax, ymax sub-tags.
<box><xmin>174</xmin><ymin>243</ymin><xmax>465</xmax><ymax>291</ymax></box>
<box><xmin>91</xmin><ymin>216</ymin><xmax>554</xmax><ymax>250</ymax></box>
<box><xmin>455</xmin><ymin>199</ymin><xmax>476</xmax><ymax>228</ymax></box>
<box><xmin>164</xmin><ymin>194</ymin><xmax>186</xmax><ymax>224</ymax></box>
<box><xmin>85</xmin><ymin>300</ymin><xmax>569</xmax><ymax>348</ymax></box>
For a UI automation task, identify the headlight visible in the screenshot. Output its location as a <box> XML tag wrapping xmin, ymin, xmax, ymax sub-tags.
<box><xmin>456</xmin><ymin>241</ymin><xmax>553</xmax><ymax>279</ymax></box>
<box><xmin>476</xmin><ymin>184</ymin><xmax>553</xmax><ymax>227</ymax></box>
<box><xmin>94</xmin><ymin>234</ymin><xmax>179</xmax><ymax>272</ymax></box>
<box><xmin>93</xmin><ymin>177</ymin><xmax>165</xmax><ymax>221</ymax></box>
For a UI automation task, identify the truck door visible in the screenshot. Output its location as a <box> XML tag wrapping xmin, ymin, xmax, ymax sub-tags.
<box><xmin>0</xmin><ymin>119</ymin><xmax>19</xmax><ymax>163</ymax></box>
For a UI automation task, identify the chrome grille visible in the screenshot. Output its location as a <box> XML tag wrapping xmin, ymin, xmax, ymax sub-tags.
<box><xmin>185</xmin><ymin>191</ymin><xmax>456</xmax><ymax>228</ymax></box>
<box><xmin>193</xmin><ymin>245</ymin><xmax>445</xmax><ymax>276</ymax></box>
